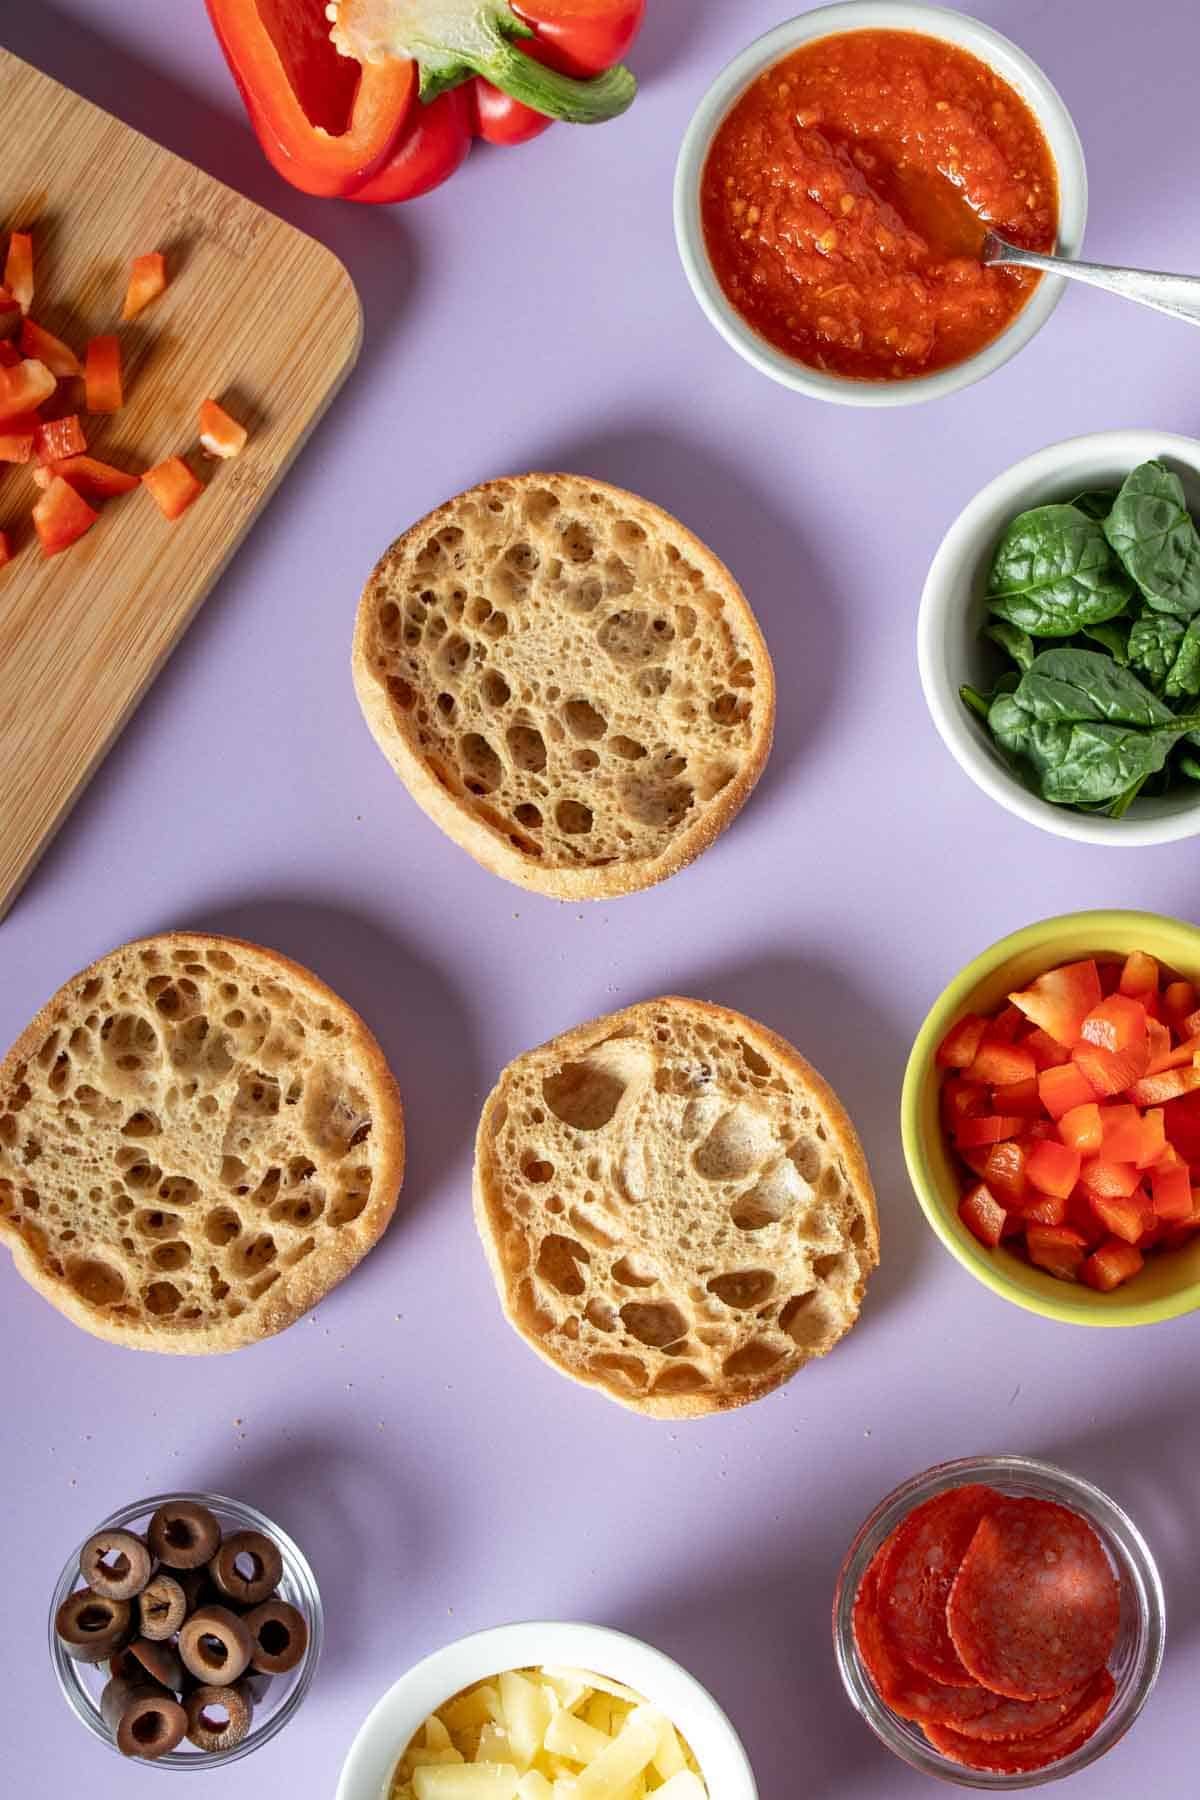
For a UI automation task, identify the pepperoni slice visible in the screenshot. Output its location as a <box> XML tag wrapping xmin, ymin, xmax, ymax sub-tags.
<box><xmin>945</xmin><ymin>1679</ymin><xmax>1095</xmax><ymax>1742</ymax></box>
<box><xmin>877</xmin><ymin>1484</ymin><xmax>996</xmax><ymax>1686</ymax></box>
<box><xmin>923</xmin><ymin>1670</ymin><xmax>1116</xmax><ymax>1773</ymax></box>
<box><xmin>947</xmin><ymin>1499</ymin><xmax>1119</xmax><ymax>1700</ymax></box>
<box><xmin>853</xmin><ymin>1558</ymin><xmax>1002</xmax><ymax>1731</ymax></box>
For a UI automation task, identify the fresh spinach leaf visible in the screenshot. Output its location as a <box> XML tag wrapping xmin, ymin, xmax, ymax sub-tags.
<box><xmin>1178</xmin><ymin>753</ymin><xmax>1200</xmax><ymax>782</ymax></box>
<box><xmin>983</xmin><ymin>650</ymin><xmax>1200</xmax><ymax>806</ymax></box>
<box><xmin>1072</xmin><ymin>489</ymin><xmax>1116</xmax><ymax>521</ymax></box>
<box><xmin>961</xmin><ymin>684</ymin><xmax>991</xmax><ymax>721</ymax></box>
<box><xmin>987</xmin><ymin>503</ymin><xmax>1134</xmax><ymax>636</ymax></box>
<box><xmin>1104</xmin><ymin>460</ymin><xmax>1200</xmax><ymax>618</ymax></box>
<box><xmin>985</xmin><ymin>620</ymin><xmax>1035</xmax><ymax>671</ymax></box>
<box><xmin>1081</xmin><ymin>619</ymin><xmax>1131</xmax><ymax>664</ymax></box>
<box><xmin>1013</xmin><ymin>649</ymin><xmax>1176</xmax><ymax>728</ymax></box>
<box><xmin>1038</xmin><ymin>722</ymin><xmax>1181</xmax><ymax>805</ymax></box>
<box><xmin>1165</xmin><ymin>619</ymin><xmax>1200</xmax><ymax>701</ymax></box>
<box><xmin>1108</xmin><ymin>773</ymin><xmax>1149</xmax><ymax>819</ymax></box>
<box><xmin>1128</xmin><ymin>613</ymin><xmax>1186</xmax><ymax>690</ymax></box>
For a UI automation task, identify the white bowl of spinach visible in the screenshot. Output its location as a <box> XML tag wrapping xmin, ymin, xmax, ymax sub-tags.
<box><xmin>919</xmin><ymin>430</ymin><xmax>1200</xmax><ymax>843</ymax></box>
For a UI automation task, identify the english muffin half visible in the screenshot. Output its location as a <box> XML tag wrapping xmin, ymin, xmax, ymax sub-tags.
<box><xmin>0</xmin><ymin>933</ymin><xmax>404</xmax><ymax>1352</ymax></box>
<box><xmin>474</xmin><ymin>997</ymin><xmax>879</xmax><ymax>1417</ymax></box>
<box><xmin>353</xmin><ymin>474</ymin><xmax>775</xmax><ymax>899</ymax></box>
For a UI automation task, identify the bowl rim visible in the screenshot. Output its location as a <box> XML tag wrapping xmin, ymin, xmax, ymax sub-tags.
<box><xmin>901</xmin><ymin>908</ymin><xmax>1200</xmax><ymax>1326</ymax></box>
<box><xmin>49</xmin><ymin>1489</ymin><xmax>323</xmax><ymax>1772</ymax></box>
<box><xmin>832</xmin><ymin>1454</ymin><xmax>1166</xmax><ymax>1789</ymax></box>
<box><xmin>672</xmin><ymin>0</ymin><xmax>1088</xmax><ymax>408</ymax></box>
<box><xmin>917</xmin><ymin>427</ymin><xmax>1200</xmax><ymax>845</ymax></box>
<box><xmin>335</xmin><ymin>1620</ymin><xmax>758</xmax><ymax>1800</ymax></box>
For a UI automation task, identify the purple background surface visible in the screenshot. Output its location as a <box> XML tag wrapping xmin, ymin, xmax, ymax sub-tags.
<box><xmin>3</xmin><ymin>3</ymin><xmax>1200</xmax><ymax>1795</ymax></box>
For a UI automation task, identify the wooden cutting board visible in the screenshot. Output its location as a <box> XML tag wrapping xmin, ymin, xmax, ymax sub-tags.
<box><xmin>0</xmin><ymin>49</ymin><xmax>362</xmax><ymax>921</ymax></box>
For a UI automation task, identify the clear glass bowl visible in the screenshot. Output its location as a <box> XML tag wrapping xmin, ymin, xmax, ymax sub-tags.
<box><xmin>49</xmin><ymin>1491</ymin><xmax>322</xmax><ymax>1771</ymax></box>
<box><xmin>833</xmin><ymin>1457</ymin><xmax>1164</xmax><ymax>1789</ymax></box>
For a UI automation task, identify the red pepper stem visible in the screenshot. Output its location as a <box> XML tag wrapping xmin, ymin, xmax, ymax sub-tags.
<box><xmin>435</xmin><ymin>40</ymin><xmax>636</xmax><ymax>120</ymax></box>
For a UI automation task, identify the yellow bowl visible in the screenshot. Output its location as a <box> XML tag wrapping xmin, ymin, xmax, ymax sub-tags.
<box><xmin>902</xmin><ymin>910</ymin><xmax>1200</xmax><ymax>1327</ymax></box>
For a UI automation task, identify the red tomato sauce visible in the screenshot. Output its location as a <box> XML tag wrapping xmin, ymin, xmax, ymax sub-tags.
<box><xmin>701</xmin><ymin>30</ymin><xmax>1059</xmax><ymax>382</ymax></box>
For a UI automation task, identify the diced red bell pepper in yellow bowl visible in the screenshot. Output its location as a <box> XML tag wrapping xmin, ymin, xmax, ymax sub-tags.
<box><xmin>902</xmin><ymin>912</ymin><xmax>1200</xmax><ymax>1328</ymax></box>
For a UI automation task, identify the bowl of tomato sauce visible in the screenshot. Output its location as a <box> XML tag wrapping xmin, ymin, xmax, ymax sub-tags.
<box><xmin>673</xmin><ymin>3</ymin><xmax>1086</xmax><ymax>405</ymax></box>
<box><xmin>902</xmin><ymin>909</ymin><xmax>1200</xmax><ymax>1329</ymax></box>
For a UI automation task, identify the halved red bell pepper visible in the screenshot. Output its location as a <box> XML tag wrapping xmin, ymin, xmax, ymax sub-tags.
<box><xmin>209</xmin><ymin>1</ymin><xmax>638</xmax><ymax>204</ymax></box>
<box><xmin>33</xmin><ymin>476</ymin><xmax>98</xmax><ymax>556</ymax></box>
<box><xmin>0</xmin><ymin>530</ymin><xmax>11</xmax><ymax>570</ymax></box>
<box><xmin>205</xmin><ymin>0</ymin><xmax>417</xmax><ymax>197</ymax></box>
<box><xmin>348</xmin><ymin>85</ymin><xmax>473</xmax><ymax>201</ymax></box>
<box><xmin>470</xmin><ymin>2</ymin><xmax>645</xmax><ymax>145</ymax></box>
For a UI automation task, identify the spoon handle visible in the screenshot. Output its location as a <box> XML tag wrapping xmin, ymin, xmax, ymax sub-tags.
<box><xmin>989</xmin><ymin>241</ymin><xmax>1200</xmax><ymax>328</ymax></box>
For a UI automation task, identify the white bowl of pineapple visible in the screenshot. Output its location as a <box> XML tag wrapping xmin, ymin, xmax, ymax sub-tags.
<box><xmin>335</xmin><ymin>1621</ymin><xmax>758</xmax><ymax>1800</ymax></box>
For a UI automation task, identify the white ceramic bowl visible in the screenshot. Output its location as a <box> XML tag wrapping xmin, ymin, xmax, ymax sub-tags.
<box><xmin>336</xmin><ymin>1622</ymin><xmax>758</xmax><ymax>1800</ymax></box>
<box><xmin>919</xmin><ymin>429</ymin><xmax>1200</xmax><ymax>844</ymax></box>
<box><xmin>673</xmin><ymin>2</ymin><xmax>1087</xmax><ymax>406</ymax></box>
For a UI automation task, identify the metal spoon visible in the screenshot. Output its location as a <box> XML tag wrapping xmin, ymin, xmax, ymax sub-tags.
<box><xmin>982</xmin><ymin>231</ymin><xmax>1200</xmax><ymax>328</ymax></box>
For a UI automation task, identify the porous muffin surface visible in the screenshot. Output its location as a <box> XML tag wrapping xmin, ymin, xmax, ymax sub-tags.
<box><xmin>353</xmin><ymin>474</ymin><xmax>775</xmax><ymax>898</ymax></box>
<box><xmin>0</xmin><ymin>934</ymin><xmax>405</xmax><ymax>1352</ymax></box>
<box><xmin>474</xmin><ymin>997</ymin><xmax>879</xmax><ymax>1417</ymax></box>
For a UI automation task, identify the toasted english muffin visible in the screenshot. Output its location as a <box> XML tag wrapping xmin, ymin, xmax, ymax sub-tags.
<box><xmin>473</xmin><ymin>997</ymin><xmax>879</xmax><ymax>1417</ymax></box>
<box><xmin>0</xmin><ymin>933</ymin><xmax>404</xmax><ymax>1352</ymax></box>
<box><xmin>352</xmin><ymin>474</ymin><xmax>775</xmax><ymax>898</ymax></box>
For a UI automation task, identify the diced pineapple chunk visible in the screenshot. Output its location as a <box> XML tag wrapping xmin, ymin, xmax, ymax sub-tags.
<box><xmin>544</xmin><ymin>1710</ymin><xmax>611</xmax><ymax>1764</ymax></box>
<box><xmin>573</xmin><ymin>1723</ymin><xmax>658</xmax><ymax>1799</ymax></box>
<box><xmin>542</xmin><ymin>1668</ymin><xmax>643</xmax><ymax>1707</ymax></box>
<box><xmin>442</xmin><ymin>1685</ymin><xmax>502</xmax><ymax>1733</ymax></box>
<box><xmin>500</xmin><ymin>1669</ymin><xmax>552</xmax><ymax>1770</ymax></box>
<box><xmin>412</xmin><ymin>1765</ymin><xmax>521</xmax><ymax>1800</ymax></box>
<box><xmin>391</xmin><ymin>1670</ymin><xmax>705</xmax><ymax>1800</ymax></box>
<box><xmin>627</xmin><ymin>1706</ymin><xmax>685</xmax><ymax>1780</ymax></box>
<box><xmin>426</xmin><ymin>1715</ymin><xmax>454</xmax><ymax>1751</ymax></box>
<box><xmin>516</xmin><ymin>1775</ymin><xmax>555</xmax><ymax>1800</ymax></box>
<box><xmin>478</xmin><ymin>1724</ymin><xmax>516</xmax><ymax>1765</ymax></box>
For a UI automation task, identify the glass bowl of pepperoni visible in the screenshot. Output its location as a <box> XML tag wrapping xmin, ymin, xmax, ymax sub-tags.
<box><xmin>833</xmin><ymin>1456</ymin><xmax>1164</xmax><ymax>1786</ymax></box>
<box><xmin>902</xmin><ymin>910</ymin><xmax>1200</xmax><ymax>1327</ymax></box>
<box><xmin>673</xmin><ymin>4</ymin><xmax>1087</xmax><ymax>406</ymax></box>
